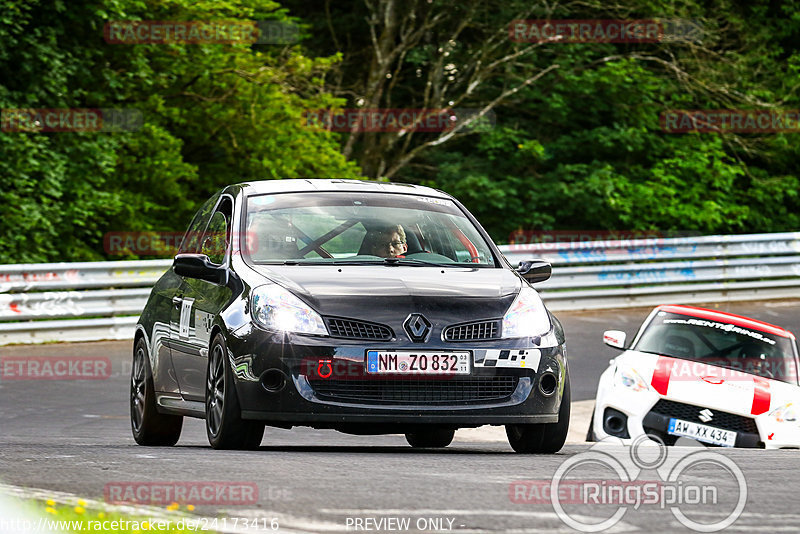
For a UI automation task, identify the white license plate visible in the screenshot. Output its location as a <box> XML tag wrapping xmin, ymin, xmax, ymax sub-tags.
<box><xmin>366</xmin><ymin>350</ymin><xmax>470</xmax><ymax>375</ymax></box>
<box><xmin>668</xmin><ymin>418</ymin><xmax>737</xmax><ymax>447</ymax></box>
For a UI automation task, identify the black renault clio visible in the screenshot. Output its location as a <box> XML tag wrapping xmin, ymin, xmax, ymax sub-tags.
<box><xmin>131</xmin><ymin>179</ymin><xmax>570</xmax><ymax>452</ymax></box>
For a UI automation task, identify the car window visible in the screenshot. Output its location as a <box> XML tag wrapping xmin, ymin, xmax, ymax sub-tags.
<box><xmin>244</xmin><ymin>192</ymin><xmax>496</xmax><ymax>266</ymax></box>
<box><xmin>178</xmin><ymin>192</ymin><xmax>221</xmax><ymax>254</ymax></box>
<box><xmin>634</xmin><ymin>311</ymin><xmax>798</xmax><ymax>384</ymax></box>
<box><xmin>202</xmin><ymin>211</ymin><xmax>229</xmax><ymax>265</ymax></box>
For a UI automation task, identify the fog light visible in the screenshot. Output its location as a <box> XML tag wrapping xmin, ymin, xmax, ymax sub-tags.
<box><xmin>603</xmin><ymin>407</ymin><xmax>630</xmax><ymax>438</ymax></box>
<box><xmin>260</xmin><ymin>369</ymin><xmax>287</xmax><ymax>392</ymax></box>
<box><xmin>538</xmin><ymin>372</ymin><xmax>558</xmax><ymax>396</ymax></box>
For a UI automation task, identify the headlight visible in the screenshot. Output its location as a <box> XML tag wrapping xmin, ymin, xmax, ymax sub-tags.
<box><xmin>770</xmin><ymin>402</ymin><xmax>797</xmax><ymax>423</ymax></box>
<box><xmin>501</xmin><ymin>286</ymin><xmax>551</xmax><ymax>339</ymax></box>
<box><xmin>250</xmin><ymin>284</ymin><xmax>328</xmax><ymax>336</ymax></box>
<box><xmin>617</xmin><ymin>367</ymin><xmax>648</xmax><ymax>392</ymax></box>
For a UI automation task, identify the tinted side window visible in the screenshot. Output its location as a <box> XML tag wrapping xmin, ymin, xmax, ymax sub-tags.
<box><xmin>201</xmin><ymin>198</ymin><xmax>233</xmax><ymax>264</ymax></box>
<box><xmin>178</xmin><ymin>192</ymin><xmax>221</xmax><ymax>254</ymax></box>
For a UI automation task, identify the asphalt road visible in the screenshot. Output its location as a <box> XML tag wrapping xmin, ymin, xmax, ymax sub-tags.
<box><xmin>2</xmin><ymin>299</ymin><xmax>800</xmax><ymax>533</ymax></box>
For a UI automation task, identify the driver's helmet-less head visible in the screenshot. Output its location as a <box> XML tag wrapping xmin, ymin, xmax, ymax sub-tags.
<box><xmin>362</xmin><ymin>224</ymin><xmax>408</xmax><ymax>258</ymax></box>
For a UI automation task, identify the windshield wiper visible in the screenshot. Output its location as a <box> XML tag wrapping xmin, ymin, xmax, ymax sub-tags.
<box><xmin>260</xmin><ymin>258</ymin><xmax>478</xmax><ymax>267</ymax></box>
<box><xmin>383</xmin><ymin>257</ymin><xmax>468</xmax><ymax>268</ymax></box>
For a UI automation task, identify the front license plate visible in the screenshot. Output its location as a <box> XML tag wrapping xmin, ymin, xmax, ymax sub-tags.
<box><xmin>668</xmin><ymin>418</ymin><xmax>737</xmax><ymax>447</ymax></box>
<box><xmin>366</xmin><ymin>351</ymin><xmax>470</xmax><ymax>375</ymax></box>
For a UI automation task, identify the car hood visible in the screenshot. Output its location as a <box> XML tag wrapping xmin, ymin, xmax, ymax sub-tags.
<box><xmin>248</xmin><ymin>264</ymin><xmax>521</xmax><ymax>323</ymax></box>
<box><xmin>615</xmin><ymin>351</ymin><xmax>799</xmax><ymax>417</ymax></box>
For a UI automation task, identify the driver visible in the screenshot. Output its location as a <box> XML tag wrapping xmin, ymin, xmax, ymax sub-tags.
<box><xmin>363</xmin><ymin>225</ymin><xmax>408</xmax><ymax>258</ymax></box>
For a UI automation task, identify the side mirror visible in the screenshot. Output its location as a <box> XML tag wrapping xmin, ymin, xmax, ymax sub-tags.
<box><xmin>516</xmin><ymin>260</ymin><xmax>552</xmax><ymax>283</ymax></box>
<box><xmin>603</xmin><ymin>330</ymin><xmax>627</xmax><ymax>350</ymax></box>
<box><xmin>173</xmin><ymin>253</ymin><xmax>227</xmax><ymax>284</ymax></box>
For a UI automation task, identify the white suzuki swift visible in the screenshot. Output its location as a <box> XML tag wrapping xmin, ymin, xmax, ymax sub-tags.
<box><xmin>589</xmin><ymin>305</ymin><xmax>800</xmax><ymax>448</ymax></box>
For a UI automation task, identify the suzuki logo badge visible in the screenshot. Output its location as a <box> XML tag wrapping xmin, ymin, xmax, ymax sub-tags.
<box><xmin>404</xmin><ymin>314</ymin><xmax>432</xmax><ymax>342</ymax></box>
<box><xmin>698</xmin><ymin>408</ymin><xmax>714</xmax><ymax>423</ymax></box>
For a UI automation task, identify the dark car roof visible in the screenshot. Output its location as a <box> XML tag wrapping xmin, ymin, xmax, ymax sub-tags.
<box><xmin>234</xmin><ymin>179</ymin><xmax>451</xmax><ymax>199</ymax></box>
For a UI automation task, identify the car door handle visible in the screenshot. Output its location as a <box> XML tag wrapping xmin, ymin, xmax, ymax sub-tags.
<box><xmin>172</xmin><ymin>297</ymin><xmax>183</xmax><ymax>309</ymax></box>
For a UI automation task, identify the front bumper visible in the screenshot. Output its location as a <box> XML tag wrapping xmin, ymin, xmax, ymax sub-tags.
<box><xmin>226</xmin><ymin>325</ymin><xmax>567</xmax><ymax>428</ymax></box>
<box><xmin>593</xmin><ymin>369</ymin><xmax>771</xmax><ymax>448</ymax></box>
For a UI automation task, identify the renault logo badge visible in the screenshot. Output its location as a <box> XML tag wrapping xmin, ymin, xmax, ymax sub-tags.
<box><xmin>404</xmin><ymin>314</ymin><xmax>432</xmax><ymax>342</ymax></box>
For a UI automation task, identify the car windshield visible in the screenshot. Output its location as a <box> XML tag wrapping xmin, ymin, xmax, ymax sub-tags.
<box><xmin>634</xmin><ymin>311</ymin><xmax>798</xmax><ymax>384</ymax></box>
<box><xmin>243</xmin><ymin>191</ymin><xmax>497</xmax><ymax>266</ymax></box>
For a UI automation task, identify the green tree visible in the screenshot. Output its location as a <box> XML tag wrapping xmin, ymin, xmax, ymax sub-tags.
<box><xmin>0</xmin><ymin>0</ymin><xmax>361</xmax><ymax>263</ymax></box>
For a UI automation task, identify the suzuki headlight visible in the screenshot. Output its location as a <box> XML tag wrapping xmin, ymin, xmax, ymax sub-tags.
<box><xmin>617</xmin><ymin>367</ymin><xmax>648</xmax><ymax>392</ymax></box>
<box><xmin>770</xmin><ymin>402</ymin><xmax>797</xmax><ymax>423</ymax></box>
<box><xmin>251</xmin><ymin>284</ymin><xmax>328</xmax><ymax>336</ymax></box>
<box><xmin>501</xmin><ymin>286</ymin><xmax>551</xmax><ymax>339</ymax></box>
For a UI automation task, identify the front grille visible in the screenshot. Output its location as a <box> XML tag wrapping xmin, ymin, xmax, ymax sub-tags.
<box><xmin>325</xmin><ymin>318</ymin><xmax>393</xmax><ymax>340</ymax></box>
<box><xmin>649</xmin><ymin>399</ymin><xmax>758</xmax><ymax>434</ymax></box>
<box><xmin>443</xmin><ymin>320</ymin><xmax>501</xmax><ymax>342</ymax></box>
<box><xmin>308</xmin><ymin>376</ymin><xmax>518</xmax><ymax>404</ymax></box>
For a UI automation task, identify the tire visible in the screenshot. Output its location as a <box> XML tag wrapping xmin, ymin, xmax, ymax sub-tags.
<box><xmin>405</xmin><ymin>428</ymin><xmax>455</xmax><ymax>448</ymax></box>
<box><xmin>130</xmin><ymin>337</ymin><xmax>183</xmax><ymax>446</ymax></box>
<box><xmin>586</xmin><ymin>407</ymin><xmax>596</xmax><ymax>442</ymax></box>
<box><xmin>205</xmin><ymin>334</ymin><xmax>265</xmax><ymax>450</ymax></box>
<box><xmin>506</xmin><ymin>372</ymin><xmax>571</xmax><ymax>454</ymax></box>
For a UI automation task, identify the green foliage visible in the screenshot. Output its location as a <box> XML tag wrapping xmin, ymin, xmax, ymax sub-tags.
<box><xmin>0</xmin><ymin>0</ymin><xmax>360</xmax><ymax>263</ymax></box>
<box><xmin>400</xmin><ymin>6</ymin><xmax>800</xmax><ymax>242</ymax></box>
<box><xmin>1</xmin><ymin>0</ymin><xmax>799</xmax><ymax>263</ymax></box>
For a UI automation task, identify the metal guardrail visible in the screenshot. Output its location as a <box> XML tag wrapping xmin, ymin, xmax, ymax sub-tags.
<box><xmin>501</xmin><ymin>232</ymin><xmax>800</xmax><ymax>311</ymax></box>
<box><xmin>0</xmin><ymin>260</ymin><xmax>170</xmax><ymax>345</ymax></box>
<box><xmin>0</xmin><ymin>233</ymin><xmax>798</xmax><ymax>344</ymax></box>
